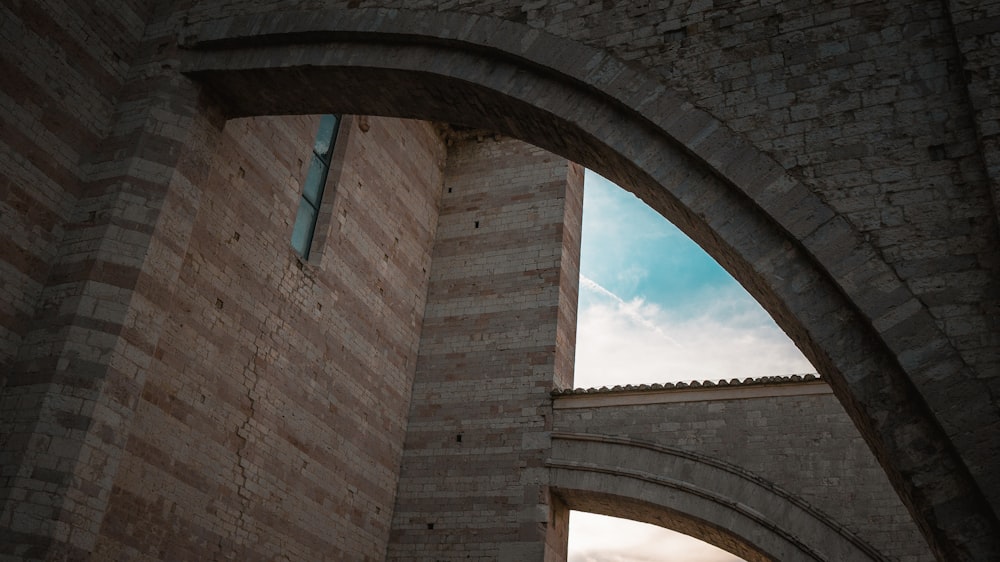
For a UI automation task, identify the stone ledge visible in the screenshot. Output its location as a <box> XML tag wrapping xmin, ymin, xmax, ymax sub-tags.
<box><xmin>552</xmin><ymin>373</ymin><xmax>821</xmax><ymax>396</ymax></box>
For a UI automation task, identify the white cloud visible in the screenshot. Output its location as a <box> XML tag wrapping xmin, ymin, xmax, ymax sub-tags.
<box><xmin>572</xmin><ymin>276</ymin><xmax>815</xmax><ymax>391</ymax></box>
<box><xmin>578</xmin><ymin>276</ymin><xmax>683</xmax><ymax>349</ymax></box>
<box><xmin>569</xmin><ymin>512</ymin><xmax>744</xmax><ymax>562</ymax></box>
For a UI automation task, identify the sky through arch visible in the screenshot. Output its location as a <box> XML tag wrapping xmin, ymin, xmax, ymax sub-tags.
<box><xmin>572</xmin><ymin>170</ymin><xmax>816</xmax><ymax>390</ymax></box>
<box><xmin>566</xmin><ymin>170</ymin><xmax>816</xmax><ymax>561</ymax></box>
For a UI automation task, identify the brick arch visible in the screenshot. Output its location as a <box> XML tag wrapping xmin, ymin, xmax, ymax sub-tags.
<box><xmin>175</xmin><ymin>7</ymin><xmax>997</xmax><ymax>558</ymax></box>
<box><xmin>548</xmin><ymin>433</ymin><xmax>887</xmax><ymax>562</ymax></box>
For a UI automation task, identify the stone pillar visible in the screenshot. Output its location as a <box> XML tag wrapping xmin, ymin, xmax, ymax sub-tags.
<box><xmin>0</xmin><ymin>68</ymin><xmax>222</xmax><ymax>558</ymax></box>
<box><xmin>945</xmin><ymin>0</ymin><xmax>1000</xmax><ymax>233</ymax></box>
<box><xmin>387</xmin><ymin>135</ymin><xmax>583</xmax><ymax>560</ymax></box>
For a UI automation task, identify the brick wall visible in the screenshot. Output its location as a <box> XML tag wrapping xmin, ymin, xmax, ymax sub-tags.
<box><xmin>0</xmin><ymin>0</ymin><xmax>156</xmax><ymax>373</ymax></box>
<box><xmin>387</xmin><ymin>135</ymin><xmax>583</xmax><ymax>561</ymax></box>
<box><xmin>944</xmin><ymin>0</ymin><xmax>1000</xmax><ymax>226</ymax></box>
<box><xmin>89</xmin><ymin>114</ymin><xmax>445</xmax><ymax>560</ymax></box>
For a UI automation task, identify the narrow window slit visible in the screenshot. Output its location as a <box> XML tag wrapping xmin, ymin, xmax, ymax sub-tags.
<box><xmin>291</xmin><ymin>114</ymin><xmax>341</xmax><ymax>259</ymax></box>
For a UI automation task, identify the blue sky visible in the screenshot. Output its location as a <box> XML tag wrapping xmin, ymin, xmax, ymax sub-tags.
<box><xmin>567</xmin><ymin>171</ymin><xmax>815</xmax><ymax>562</ymax></box>
<box><xmin>578</xmin><ymin>174</ymin><xmax>735</xmax><ymax>318</ymax></box>
<box><xmin>571</xmin><ymin>171</ymin><xmax>815</xmax><ymax>391</ymax></box>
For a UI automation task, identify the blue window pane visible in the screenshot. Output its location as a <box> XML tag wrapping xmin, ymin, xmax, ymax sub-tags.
<box><xmin>313</xmin><ymin>114</ymin><xmax>339</xmax><ymax>158</ymax></box>
<box><xmin>301</xmin><ymin>155</ymin><xmax>327</xmax><ymax>206</ymax></box>
<box><xmin>291</xmin><ymin>200</ymin><xmax>319</xmax><ymax>257</ymax></box>
<box><xmin>293</xmin><ymin>114</ymin><xmax>340</xmax><ymax>259</ymax></box>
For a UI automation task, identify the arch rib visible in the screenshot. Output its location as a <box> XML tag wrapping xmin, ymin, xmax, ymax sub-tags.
<box><xmin>550</xmin><ymin>432</ymin><xmax>886</xmax><ymax>562</ymax></box>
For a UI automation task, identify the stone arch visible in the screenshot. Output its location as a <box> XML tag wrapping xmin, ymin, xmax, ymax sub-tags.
<box><xmin>171</xmin><ymin>7</ymin><xmax>996</xmax><ymax>558</ymax></box>
<box><xmin>548</xmin><ymin>432</ymin><xmax>887</xmax><ymax>562</ymax></box>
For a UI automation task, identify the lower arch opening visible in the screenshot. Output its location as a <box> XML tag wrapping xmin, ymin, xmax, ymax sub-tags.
<box><xmin>569</xmin><ymin>510</ymin><xmax>747</xmax><ymax>562</ymax></box>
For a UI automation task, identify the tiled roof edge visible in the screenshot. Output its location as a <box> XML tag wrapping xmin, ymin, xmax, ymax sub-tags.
<box><xmin>551</xmin><ymin>373</ymin><xmax>822</xmax><ymax>396</ymax></box>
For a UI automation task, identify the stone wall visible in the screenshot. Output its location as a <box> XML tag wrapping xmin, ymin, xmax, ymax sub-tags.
<box><xmin>87</xmin><ymin>114</ymin><xmax>444</xmax><ymax>560</ymax></box>
<box><xmin>0</xmin><ymin>108</ymin><xmax>445</xmax><ymax>558</ymax></box>
<box><xmin>388</xmin><ymin>135</ymin><xmax>583</xmax><ymax>561</ymax></box>
<box><xmin>0</xmin><ymin>0</ymin><xmax>157</xmax><ymax>374</ymax></box>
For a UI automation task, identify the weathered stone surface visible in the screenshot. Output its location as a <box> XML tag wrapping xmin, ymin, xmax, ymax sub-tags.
<box><xmin>87</xmin><ymin>114</ymin><xmax>445</xmax><ymax>561</ymax></box>
<box><xmin>552</xmin><ymin>380</ymin><xmax>932</xmax><ymax>561</ymax></box>
<box><xmin>387</xmin><ymin>135</ymin><xmax>582</xmax><ymax>560</ymax></box>
<box><xmin>2</xmin><ymin>1</ymin><xmax>999</xmax><ymax>560</ymax></box>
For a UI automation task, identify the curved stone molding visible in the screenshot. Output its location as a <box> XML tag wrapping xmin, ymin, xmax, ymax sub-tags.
<box><xmin>549</xmin><ymin>432</ymin><xmax>886</xmax><ymax>562</ymax></box>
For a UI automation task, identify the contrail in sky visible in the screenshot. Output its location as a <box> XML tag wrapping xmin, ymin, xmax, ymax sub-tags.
<box><xmin>579</xmin><ymin>274</ymin><xmax>683</xmax><ymax>349</ymax></box>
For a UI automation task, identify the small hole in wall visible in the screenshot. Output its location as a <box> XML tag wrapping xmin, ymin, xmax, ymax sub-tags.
<box><xmin>215</xmin><ymin>298</ymin><xmax>223</xmax><ymax>309</ymax></box>
<box><xmin>427</xmin><ymin>523</ymin><xmax>434</xmax><ymax>530</ymax></box>
<box><xmin>474</xmin><ymin>221</ymin><xmax>479</xmax><ymax>228</ymax></box>
<box><xmin>456</xmin><ymin>434</ymin><xmax>462</xmax><ymax>442</ymax></box>
<box><xmin>448</xmin><ymin>187</ymin><xmax>452</xmax><ymax>193</ymax></box>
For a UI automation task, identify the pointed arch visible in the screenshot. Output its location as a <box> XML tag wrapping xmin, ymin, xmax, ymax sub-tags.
<box><xmin>176</xmin><ymin>7</ymin><xmax>998</xmax><ymax>557</ymax></box>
